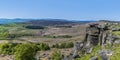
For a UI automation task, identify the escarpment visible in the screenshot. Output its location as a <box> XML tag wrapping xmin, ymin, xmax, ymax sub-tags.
<box><xmin>71</xmin><ymin>22</ymin><xmax>118</xmax><ymax>60</ymax></box>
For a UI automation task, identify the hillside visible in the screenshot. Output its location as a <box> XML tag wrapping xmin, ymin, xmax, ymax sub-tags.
<box><xmin>1</xmin><ymin>20</ymin><xmax>120</xmax><ymax>60</ymax></box>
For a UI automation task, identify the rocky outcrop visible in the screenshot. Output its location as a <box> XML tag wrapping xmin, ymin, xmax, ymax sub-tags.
<box><xmin>83</xmin><ymin>24</ymin><xmax>109</xmax><ymax>53</ymax></box>
<box><xmin>72</xmin><ymin>23</ymin><xmax>110</xmax><ymax>59</ymax></box>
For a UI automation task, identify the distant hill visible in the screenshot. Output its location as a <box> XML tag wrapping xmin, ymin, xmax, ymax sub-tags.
<box><xmin>99</xmin><ymin>20</ymin><xmax>120</xmax><ymax>23</ymax></box>
<box><xmin>24</xmin><ymin>19</ymin><xmax>95</xmax><ymax>26</ymax></box>
<box><xmin>0</xmin><ymin>18</ymin><xmax>95</xmax><ymax>25</ymax></box>
<box><xmin>0</xmin><ymin>18</ymin><xmax>31</xmax><ymax>24</ymax></box>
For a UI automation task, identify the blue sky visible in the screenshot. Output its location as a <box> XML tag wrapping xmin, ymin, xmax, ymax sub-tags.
<box><xmin>0</xmin><ymin>0</ymin><xmax>120</xmax><ymax>21</ymax></box>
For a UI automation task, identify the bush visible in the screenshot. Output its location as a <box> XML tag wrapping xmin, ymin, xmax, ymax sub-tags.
<box><xmin>0</xmin><ymin>26</ymin><xmax>9</xmax><ymax>39</ymax></box>
<box><xmin>0</xmin><ymin>43</ymin><xmax>16</xmax><ymax>55</ymax></box>
<box><xmin>65</xmin><ymin>42</ymin><xmax>74</xmax><ymax>48</ymax></box>
<box><xmin>14</xmin><ymin>43</ymin><xmax>37</xmax><ymax>60</ymax></box>
<box><xmin>0</xmin><ymin>42</ymin><xmax>50</xmax><ymax>60</ymax></box>
<box><xmin>43</xmin><ymin>35</ymin><xmax>72</xmax><ymax>38</ymax></box>
<box><xmin>57</xmin><ymin>35</ymin><xmax>72</xmax><ymax>38</ymax></box>
<box><xmin>51</xmin><ymin>50</ymin><xmax>62</xmax><ymax>60</ymax></box>
<box><xmin>36</xmin><ymin>43</ymin><xmax>50</xmax><ymax>51</ymax></box>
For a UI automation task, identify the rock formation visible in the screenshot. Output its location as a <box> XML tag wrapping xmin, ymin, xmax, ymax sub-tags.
<box><xmin>73</xmin><ymin>23</ymin><xmax>110</xmax><ymax>59</ymax></box>
<box><xmin>64</xmin><ymin>22</ymin><xmax>120</xmax><ymax>60</ymax></box>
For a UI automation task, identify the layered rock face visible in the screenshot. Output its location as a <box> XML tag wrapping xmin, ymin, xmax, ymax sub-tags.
<box><xmin>69</xmin><ymin>22</ymin><xmax>120</xmax><ymax>60</ymax></box>
<box><xmin>65</xmin><ymin>23</ymin><xmax>116</xmax><ymax>60</ymax></box>
<box><xmin>85</xmin><ymin>24</ymin><xmax>100</xmax><ymax>46</ymax></box>
<box><xmin>85</xmin><ymin>23</ymin><xmax>109</xmax><ymax>46</ymax></box>
<box><xmin>73</xmin><ymin>23</ymin><xmax>109</xmax><ymax>57</ymax></box>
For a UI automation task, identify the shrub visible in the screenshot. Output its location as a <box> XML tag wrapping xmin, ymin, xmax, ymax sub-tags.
<box><xmin>36</xmin><ymin>43</ymin><xmax>50</xmax><ymax>51</ymax></box>
<box><xmin>57</xmin><ymin>35</ymin><xmax>72</xmax><ymax>38</ymax></box>
<box><xmin>0</xmin><ymin>42</ymin><xmax>50</xmax><ymax>60</ymax></box>
<box><xmin>51</xmin><ymin>50</ymin><xmax>62</xmax><ymax>60</ymax></box>
<box><xmin>65</xmin><ymin>42</ymin><xmax>74</xmax><ymax>48</ymax></box>
<box><xmin>14</xmin><ymin>43</ymin><xmax>37</xmax><ymax>60</ymax></box>
<box><xmin>43</xmin><ymin>35</ymin><xmax>72</xmax><ymax>38</ymax></box>
<box><xmin>0</xmin><ymin>43</ymin><xmax>16</xmax><ymax>54</ymax></box>
<box><xmin>0</xmin><ymin>26</ymin><xmax>9</xmax><ymax>39</ymax></box>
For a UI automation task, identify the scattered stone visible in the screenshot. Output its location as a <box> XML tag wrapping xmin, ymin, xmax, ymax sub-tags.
<box><xmin>114</xmin><ymin>40</ymin><xmax>120</xmax><ymax>44</ymax></box>
<box><xmin>86</xmin><ymin>47</ymin><xmax>93</xmax><ymax>54</ymax></box>
<box><xmin>0</xmin><ymin>54</ymin><xmax>5</xmax><ymax>57</ymax></box>
<box><xmin>90</xmin><ymin>56</ymin><xmax>98</xmax><ymax>60</ymax></box>
<box><xmin>106</xmin><ymin>50</ymin><xmax>113</xmax><ymax>56</ymax></box>
<box><xmin>99</xmin><ymin>50</ymin><xmax>110</xmax><ymax>60</ymax></box>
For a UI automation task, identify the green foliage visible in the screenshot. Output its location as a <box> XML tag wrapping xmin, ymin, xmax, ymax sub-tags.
<box><xmin>8</xmin><ymin>33</ymin><xmax>33</xmax><ymax>38</ymax></box>
<box><xmin>110</xmin><ymin>44</ymin><xmax>120</xmax><ymax>60</ymax></box>
<box><xmin>111</xmin><ymin>31</ymin><xmax>120</xmax><ymax>36</ymax></box>
<box><xmin>57</xmin><ymin>35</ymin><xmax>72</xmax><ymax>38</ymax></box>
<box><xmin>114</xmin><ymin>24</ymin><xmax>120</xmax><ymax>29</ymax></box>
<box><xmin>65</xmin><ymin>42</ymin><xmax>74</xmax><ymax>48</ymax></box>
<box><xmin>52</xmin><ymin>44</ymin><xmax>59</xmax><ymax>48</ymax></box>
<box><xmin>43</xmin><ymin>35</ymin><xmax>72</xmax><ymax>38</ymax></box>
<box><xmin>51</xmin><ymin>50</ymin><xmax>62</xmax><ymax>60</ymax></box>
<box><xmin>36</xmin><ymin>43</ymin><xmax>50</xmax><ymax>51</ymax></box>
<box><xmin>3</xmin><ymin>23</ymin><xmax>18</xmax><ymax>27</ymax></box>
<box><xmin>0</xmin><ymin>26</ymin><xmax>9</xmax><ymax>39</ymax></box>
<box><xmin>25</xmin><ymin>25</ymin><xmax>45</xmax><ymax>29</ymax></box>
<box><xmin>14</xmin><ymin>43</ymin><xmax>37</xmax><ymax>60</ymax></box>
<box><xmin>0</xmin><ymin>42</ymin><xmax>50</xmax><ymax>60</ymax></box>
<box><xmin>52</xmin><ymin>42</ymin><xmax>74</xmax><ymax>49</ymax></box>
<box><xmin>76</xmin><ymin>45</ymin><xmax>102</xmax><ymax>60</ymax></box>
<box><xmin>0</xmin><ymin>43</ymin><xmax>16</xmax><ymax>54</ymax></box>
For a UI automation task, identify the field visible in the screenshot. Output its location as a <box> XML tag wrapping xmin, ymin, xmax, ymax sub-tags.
<box><xmin>0</xmin><ymin>20</ymin><xmax>89</xmax><ymax>60</ymax></box>
<box><xmin>0</xmin><ymin>23</ymin><xmax>87</xmax><ymax>45</ymax></box>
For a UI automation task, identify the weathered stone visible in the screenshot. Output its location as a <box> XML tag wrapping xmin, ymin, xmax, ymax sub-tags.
<box><xmin>86</xmin><ymin>47</ymin><xmax>93</xmax><ymax>54</ymax></box>
<box><xmin>72</xmin><ymin>23</ymin><xmax>110</xmax><ymax>60</ymax></box>
<box><xmin>72</xmin><ymin>51</ymin><xmax>79</xmax><ymax>58</ymax></box>
<box><xmin>73</xmin><ymin>41</ymin><xmax>83</xmax><ymax>58</ymax></box>
<box><xmin>85</xmin><ymin>23</ymin><xmax>104</xmax><ymax>46</ymax></box>
<box><xmin>114</xmin><ymin>40</ymin><xmax>120</xmax><ymax>44</ymax></box>
<box><xmin>112</xmin><ymin>28</ymin><xmax>120</xmax><ymax>31</ymax></box>
<box><xmin>106</xmin><ymin>50</ymin><xmax>113</xmax><ymax>56</ymax></box>
<box><xmin>99</xmin><ymin>50</ymin><xmax>110</xmax><ymax>60</ymax></box>
<box><xmin>74</xmin><ymin>42</ymin><xmax>83</xmax><ymax>51</ymax></box>
<box><xmin>90</xmin><ymin>56</ymin><xmax>98</xmax><ymax>60</ymax></box>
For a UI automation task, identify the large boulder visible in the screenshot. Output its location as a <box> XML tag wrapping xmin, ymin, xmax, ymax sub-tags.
<box><xmin>90</xmin><ymin>56</ymin><xmax>98</xmax><ymax>60</ymax></box>
<box><xmin>99</xmin><ymin>50</ymin><xmax>110</xmax><ymax>60</ymax></box>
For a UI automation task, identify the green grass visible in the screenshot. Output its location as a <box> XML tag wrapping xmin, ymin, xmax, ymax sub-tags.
<box><xmin>76</xmin><ymin>45</ymin><xmax>102</xmax><ymax>60</ymax></box>
<box><xmin>114</xmin><ymin>25</ymin><xmax>120</xmax><ymax>29</ymax></box>
<box><xmin>111</xmin><ymin>31</ymin><xmax>120</xmax><ymax>36</ymax></box>
<box><xmin>110</xmin><ymin>44</ymin><xmax>120</xmax><ymax>60</ymax></box>
<box><xmin>0</xmin><ymin>26</ymin><xmax>9</xmax><ymax>39</ymax></box>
